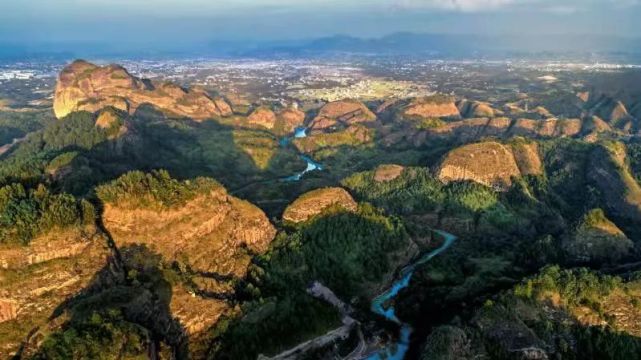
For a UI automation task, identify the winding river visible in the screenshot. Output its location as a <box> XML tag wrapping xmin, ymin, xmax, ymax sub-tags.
<box><xmin>367</xmin><ymin>230</ymin><xmax>458</xmax><ymax>360</ymax></box>
<box><xmin>280</xmin><ymin>127</ymin><xmax>323</xmax><ymax>182</ymax></box>
<box><xmin>278</xmin><ymin>127</ymin><xmax>457</xmax><ymax>359</ymax></box>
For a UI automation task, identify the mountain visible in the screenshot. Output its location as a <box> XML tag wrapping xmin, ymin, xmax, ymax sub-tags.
<box><xmin>242</xmin><ymin>33</ymin><xmax>641</xmax><ymax>59</ymax></box>
<box><xmin>54</xmin><ymin>60</ymin><xmax>233</xmax><ymax>120</ymax></box>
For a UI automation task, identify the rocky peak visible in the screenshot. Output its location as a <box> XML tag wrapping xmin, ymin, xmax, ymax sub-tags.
<box><xmin>309</xmin><ymin>100</ymin><xmax>376</xmax><ymax>131</ymax></box>
<box><xmin>436</xmin><ymin>141</ymin><xmax>525</xmax><ymax>191</ymax></box>
<box><xmin>283</xmin><ymin>187</ymin><xmax>358</xmax><ymax>223</ymax></box>
<box><xmin>373</xmin><ymin>164</ymin><xmax>405</xmax><ymax>182</ymax></box>
<box><xmin>54</xmin><ymin>60</ymin><xmax>232</xmax><ymax>120</ymax></box>
<box><xmin>457</xmin><ymin>100</ymin><xmax>497</xmax><ymax>118</ymax></box>
<box><xmin>247</xmin><ymin>107</ymin><xmax>278</xmax><ymax>129</ymax></box>
<box><xmin>278</xmin><ymin>107</ymin><xmax>306</xmax><ymax>133</ymax></box>
<box><xmin>0</xmin><ymin>228</ymin><xmax>109</xmax><ymax>358</ymax></box>
<box><xmin>401</xmin><ymin>95</ymin><xmax>461</xmax><ymax>120</ymax></box>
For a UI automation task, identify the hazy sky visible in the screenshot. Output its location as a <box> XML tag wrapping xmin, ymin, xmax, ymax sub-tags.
<box><xmin>1</xmin><ymin>0</ymin><xmax>640</xmax><ymax>49</ymax></box>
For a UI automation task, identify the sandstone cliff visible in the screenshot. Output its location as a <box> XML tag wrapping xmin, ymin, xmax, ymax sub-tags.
<box><xmin>391</xmin><ymin>117</ymin><xmax>583</xmax><ymax>148</ymax></box>
<box><xmin>247</xmin><ymin>107</ymin><xmax>278</xmax><ymax>129</ymax></box>
<box><xmin>437</xmin><ymin>141</ymin><xmax>539</xmax><ymax>191</ymax></box>
<box><xmin>588</xmin><ymin>142</ymin><xmax>641</xmax><ymax>225</ymax></box>
<box><xmin>293</xmin><ymin>124</ymin><xmax>373</xmax><ymax>153</ymax></box>
<box><xmin>308</xmin><ymin>100</ymin><xmax>376</xmax><ymax>131</ymax></box>
<box><xmin>582</xmin><ymin>92</ymin><xmax>638</xmax><ymax>132</ymax></box>
<box><xmin>563</xmin><ymin>209</ymin><xmax>633</xmax><ymax>264</ymax></box>
<box><xmin>0</xmin><ymin>228</ymin><xmax>109</xmax><ymax>358</ymax></box>
<box><xmin>373</xmin><ymin>164</ymin><xmax>405</xmax><ymax>182</ymax></box>
<box><xmin>278</xmin><ymin>107</ymin><xmax>306</xmax><ymax>133</ymax></box>
<box><xmin>246</xmin><ymin>106</ymin><xmax>306</xmax><ymax>134</ymax></box>
<box><xmin>99</xmin><ymin>174</ymin><xmax>276</xmax><ymax>338</ymax></box>
<box><xmin>283</xmin><ymin>187</ymin><xmax>358</xmax><ymax>223</ymax></box>
<box><xmin>399</xmin><ymin>95</ymin><xmax>461</xmax><ymax>121</ymax></box>
<box><xmin>457</xmin><ymin>100</ymin><xmax>498</xmax><ymax>118</ymax></box>
<box><xmin>54</xmin><ymin>60</ymin><xmax>233</xmax><ymax>120</ymax></box>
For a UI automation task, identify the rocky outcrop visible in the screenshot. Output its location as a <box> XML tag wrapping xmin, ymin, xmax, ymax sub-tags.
<box><xmin>0</xmin><ymin>228</ymin><xmax>109</xmax><ymax>358</ymax></box>
<box><xmin>563</xmin><ymin>209</ymin><xmax>633</xmax><ymax>263</ymax></box>
<box><xmin>473</xmin><ymin>305</ymin><xmax>549</xmax><ymax>360</ymax></box>
<box><xmin>278</xmin><ymin>107</ymin><xmax>306</xmax><ymax>133</ymax></box>
<box><xmin>458</xmin><ymin>100</ymin><xmax>497</xmax><ymax>118</ymax></box>
<box><xmin>399</xmin><ymin>95</ymin><xmax>460</xmax><ymax>120</ymax></box>
<box><xmin>582</xmin><ymin>93</ymin><xmax>638</xmax><ymax>132</ymax></box>
<box><xmin>373</xmin><ymin>164</ymin><xmax>405</xmax><ymax>182</ymax></box>
<box><xmin>283</xmin><ymin>187</ymin><xmax>358</xmax><ymax>223</ymax></box>
<box><xmin>393</xmin><ymin>117</ymin><xmax>584</xmax><ymax>149</ymax></box>
<box><xmin>510</xmin><ymin>118</ymin><xmax>582</xmax><ymax>138</ymax></box>
<box><xmin>102</xmin><ymin>185</ymin><xmax>275</xmax><ymax>278</ymax></box>
<box><xmin>582</xmin><ymin>116</ymin><xmax>613</xmax><ymax>142</ymax></box>
<box><xmin>421</xmin><ymin>326</ymin><xmax>472</xmax><ymax>360</ymax></box>
<box><xmin>100</xmin><ymin>176</ymin><xmax>276</xmax><ymax>338</ymax></box>
<box><xmin>437</xmin><ymin>141</ymin><xmax>523</xmax><ymax>191</ymax></box>
<box><xmin>246</xmin><ymin>106</ymin><xmax>306</xmax><ymax>134</ymax></box>
<box><xmin>293</xmin><ymin>124</ymin><xmax>373</xmax><ymax>153</ymax></box>
<box><xmin>247</xmin><ymin>107</ymin><xmax>278</xmax><ymax>129</ymax></box>
<box><xmin>95</xmin><ymin>109</ymin><xmax>121</xmax><ymax>129</ymax></box>
<box><xmin>309</xmin><ymin>100</ymin><xmax>376</xmax><ymax>131</ymax></box>
<box><xmin>54</xmin><ymin>60</ymin><xmax>233</xmax><ymax>120</ymax></box>
<box><xmin>588</xmin><ymin>142</ymin><xmax>641</xmax><ymax>224</ymax></box>
<box><xmin>510</xmin><ymin>140</ymin><xmax>543</xmax><ymax>176</ymax></box>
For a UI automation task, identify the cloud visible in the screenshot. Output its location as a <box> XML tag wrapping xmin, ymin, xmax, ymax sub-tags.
<box><xmin>392</xmin><ymin>0</ymin><xmax>519</xmax><ymax>11</ymax></box>
<box><xmin>391</xmin><ymin>0</ymin><xmax>640</xmax><ymax>12</ymax></box>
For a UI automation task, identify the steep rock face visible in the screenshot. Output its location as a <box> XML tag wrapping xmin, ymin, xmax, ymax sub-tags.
<box><xmin>473</xmin><ymin>305</ymin><xmax>549</xmax><ymax>360</ymax></box>
<box><xmin>425</xmin><ymin>117</ymin><xmax>511</xmax><ymax>143</ymax></box>
<box><xmin>94</xmin><ymin>109</ymin><xmax>121</xmax><ymax>129</ymax></box>
<box><xmin>102</xmin><ymin>187</ymin><xmax>275</xmax><ymax>278</ymax></box>
<box><xmin>308</xmin><ymin>100</ymin><xmax>376</xmax><ymax>131</ymax></box>
<box><xmin>293</xmin><ymin>124</ymin><xmax>373</xmax><ymax>153</ymax></box>
<box><xmin>576</xmin><ymin>91</ymin><xmax>590</xmax><ymax>103</ymax></box>
<box><xmin>420</xmin><ymin>326</ymin><xmax>472</xmax><ymax>360</ymax></box>
<box><xmin>400</xmin><ymin>96</ymin><xmax>460</xmax><ymax>120</ymax></box>
<box><xmin>583</xmin><ymin>93</ymin><xmax>637</xmax><ymax>132</ymax></box>
<box><xmin>278</xmin><ymin>107</ymin><xmax>306</xmax><ymax>133</ymax></box>
<box><xmin>0</xmin><ymin>228</ymin><xmax>109</xmax><ymax>358</ymax></box>
<box><xmin>100</xmin><ymin>175</ymin><xmax>276</xmax><ymax>338</ymax></box>
<box><xmin>282</xmin><ymin>187</ymin><xmax>358</xmax><ymax>223</ymax></box>
<box><xmin>54</xmin><ymin>60</ymin><xmax>233</xmax><ymax>120</ymax></box>
<box><xmin>458</xmin><ymin>100</ymin><xmax>497</xmax><ymax>118</ymax></box>
<box><xmin>510</xmin><ymin>140</ymin><xmax>543</xmax><ymax>176</ymax></box>
<box><xmin>437</xmin><ymin>141</ymin><xmax>522</xmax><ymax>190</ymax></box>
<box><xmin>247</xmin><ymin>107</ymin><xmax>278</xmax><ymax>129</ymax></box>
<box><xmin>373</xmin><ymin>164</ymin><xmax>405</xmax><ymax>182</ymax></box>
<box><xmin>563</xmin><ymin>209</ymin><xmax>633</xmax><ymax>263</ymax></box>
<box><xmin>510</xmin><ymin>118</ymin><xmax>582</xmax><ymax>138</ymax></box>
<box><xmin>399</xmin><ymin>117</ymin><xmax>583</xmax><ymax>149</ymax></box>
<box><xmin>588</xmin><ymin>142</ymin><xmax>641</xmax><ymax>224</ymax></box>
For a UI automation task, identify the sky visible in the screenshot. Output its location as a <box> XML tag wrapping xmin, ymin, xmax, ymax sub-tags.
<box><xmin>1</xmin><ymin>0</ymin><xmax>640</xmax><ymax>54</ymax></box>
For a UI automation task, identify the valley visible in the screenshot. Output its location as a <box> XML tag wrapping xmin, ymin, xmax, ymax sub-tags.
<box><xmin>0</xmin><ymin>56</ymin><xmax>641</xmax><ymax>360</ymax></box>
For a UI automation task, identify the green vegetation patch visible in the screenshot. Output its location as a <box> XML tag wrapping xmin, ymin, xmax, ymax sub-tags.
<box><xmin>96</xmin><ymin>170</ymin><xmax>221</xmax><ymax>209</ymax></box>
<box><xmin>0</xmin><ymin>183</ymin><xmax>93</xmax><ymax>245</ymax></box>
<box><xmin>209</xmin><ymin>205</ymin><xmax>409</xmax><ymax>359</ymax></box>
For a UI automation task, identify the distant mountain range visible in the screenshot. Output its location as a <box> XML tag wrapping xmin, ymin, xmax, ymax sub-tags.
<box><xmin>238</xmin><ymin>33</ymin><xmax>641</xmax><ymax>60</ymax></box>
<box><xmin>2</xmin><ymin>32</ymin><xmax>641</xmax><ymax>61</ymax></box>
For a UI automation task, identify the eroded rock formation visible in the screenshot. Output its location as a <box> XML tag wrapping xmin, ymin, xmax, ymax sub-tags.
<box><xmin>54</xmin><ymin>60</ymin><xmax>232</xmax><ymax>120</ymax></box>
<box><xmin>283</xmin><ymin>187</ymin><xmax>358</xmax><ymax>223</ymax></box>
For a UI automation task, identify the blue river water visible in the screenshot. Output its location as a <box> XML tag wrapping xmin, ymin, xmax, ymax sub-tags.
<box><xmin>279</xmin><ymin>126</ymin><xmax>457</xmax><ymax>359</ymax></box>
<box><xmin>367</xmin><ymin>230</ymin><xmax>458</xmax><ymax>360</ymax></box>
<box><xmin>280</xmin><ymin>127</ymin><xmax>323</xmax><ymax>181</ymax></box>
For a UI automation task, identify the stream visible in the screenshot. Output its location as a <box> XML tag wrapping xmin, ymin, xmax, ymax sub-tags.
<box><xmin>280</xmin><ymin>127</ymin><xmax>323</xmax><ymax>181</ymax></box>
<box><xmin>366</xmin><ymin>230</ymin><xmax>458</xmax><ymax>360</ymax></box>
<box><xmin>277</xmin><ymin>127</ymin><xmax>457</xmax><ymax>359</ymax></box>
